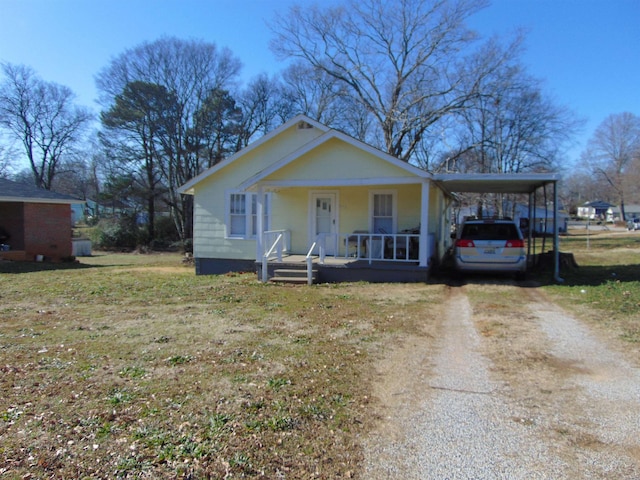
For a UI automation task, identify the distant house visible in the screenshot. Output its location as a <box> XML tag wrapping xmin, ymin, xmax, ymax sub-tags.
<box><xmin>0</xmin><ymin>178</ymin><xmax>84</xmax><ymax>261</ymax></box>
<box><xmin>611</xmin><ymin>205</ymin><xmax>640</xmax><ymax>222</ymax></box>
<box><xmin>577</xmin><ymin>201</ymin><xmax>615</xmax><ymax>222</ymax></box>
<box><xmin>512</xmin><ymin>204</ymin><xmax>570</xmax><ymax>234</ymax></box>
<box><xmin>453</xmin><ymin>203</ymin><xmax>569</xmax><ymax>234</ymax></box>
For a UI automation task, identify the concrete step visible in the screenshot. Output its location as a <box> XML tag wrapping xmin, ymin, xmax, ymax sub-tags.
<box><xmin>270</xmin><ymin>267</ymin><xmax>317</xmax><ymax>284</ymax></box>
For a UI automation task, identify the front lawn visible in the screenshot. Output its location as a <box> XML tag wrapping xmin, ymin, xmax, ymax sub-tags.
<box><xmin>0</xmin><ymin>253</ymin><xmax>442</xmax><ymax>478</ymax></box>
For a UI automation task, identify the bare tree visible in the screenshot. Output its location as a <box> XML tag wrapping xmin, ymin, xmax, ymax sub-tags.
<box><xmin>582</xmin><ymin>112</ymin><xmax>640</xmax><ymax>220</ymax></box>
<box><xmin>271</xmin><ymin>0</ymin><xmax>503</xmax><ymax>161</ymax></box>
<box><xmin>280</xmin><ymin>62</ymin><xmax>344</xmax><ymax>125</ymax></box>
<box><xmin>280</xmin><ymin>61</ymin><xmax>376</xmax><ymax>142</ymax></box>
<box><xmin>0</xmin><ymin>140</ymin><xmax>18</xmax><ymax>178</ymax></box>
<box><xmin>448</xmin><ymin>54</ymin><xmax>580</xmax><ymax>176</ymax></box>
<box><xmin>0</xmin><ymin>63</ymin><xmax>93</xmax><ymax>189</ymax></box>
<box><xmin>237</xmin><ymin>73</ymin><xmax>288</xmax><ymax>148</ymax></box>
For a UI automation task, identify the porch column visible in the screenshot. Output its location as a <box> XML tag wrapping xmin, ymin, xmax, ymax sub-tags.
<box><xmin>419</xmin><ymin>181</ymin><xmax>430</xmax><ymax>267</ymax></box>
<box><xmin>255</xmin><ymin>185</ymin><xmax>264</xmax><ymax>262</ymax></box>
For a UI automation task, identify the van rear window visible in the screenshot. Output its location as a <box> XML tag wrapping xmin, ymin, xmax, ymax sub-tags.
<box><xmin>461</xmin><ymin>224</ymin><xmax>519</xmax><ymax>240</ymax></box>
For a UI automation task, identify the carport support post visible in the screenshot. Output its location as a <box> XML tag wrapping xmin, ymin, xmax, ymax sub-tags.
<box><xmin>553</xmin><ymin>181</ymin><xmax>563</xmax><ymax>283</ymax></box>
<box><xmin>527</xmin><ymin>192</ymin><xmax>534</xmax><ymax>262</ymax></box>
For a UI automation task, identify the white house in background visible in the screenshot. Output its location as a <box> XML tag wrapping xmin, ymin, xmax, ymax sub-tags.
<box><xmin>514</xmin><ymin>204</ymin><xmax>570</xmax><ymax>234</ymax></box>
<box><xmin>577</xmin><ymin>200</ymin><xmax>615</xmax><ymax>222</ymax></box>
<box><xmin>453</xmin><ymin>203</ymin><xmax>569</xmax><ymax>234</ymax></box>
<box><xmin>611</xmin><ymin>205</ymin><xmax>640</xmax><ymax>222</ymax></box>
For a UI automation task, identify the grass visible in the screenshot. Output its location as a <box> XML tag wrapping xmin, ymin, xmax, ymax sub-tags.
<box><xmin>0</xmin><ymin>253</ymin><xmax>441</xmax><ymax>478</ymax></box>
<box><xmin>0</xmin><ymin>232</ymin><xmax>638</xmax><ymax>478</ymax></box>
<box><xmin>544</xmin><ymin>229</ymin><xmax>640</xmax><ymax>343</ymax></box>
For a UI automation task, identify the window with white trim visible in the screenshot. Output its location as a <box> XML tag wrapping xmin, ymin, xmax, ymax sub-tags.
<box><xmin>227</xmin><ymin>192</ymin><xmax>270</xmax><ymax>238</ymax></box>
<box><xmin>371</xmin><ymin>191</ymin><xmax>396</xmax><ymax>233</ymax></box>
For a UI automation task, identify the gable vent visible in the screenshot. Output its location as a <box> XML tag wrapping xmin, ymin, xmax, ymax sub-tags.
<box><xmin>297</xmin><ymin>121</ymin><xmax>313</xmax><ymax>129</ymax></box>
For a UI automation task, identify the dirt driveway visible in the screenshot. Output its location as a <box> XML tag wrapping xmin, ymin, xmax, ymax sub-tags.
<box><xmin>362</xmin><ymin>282</ymin><xmax>640</xmax><ymax>479</ymax></box>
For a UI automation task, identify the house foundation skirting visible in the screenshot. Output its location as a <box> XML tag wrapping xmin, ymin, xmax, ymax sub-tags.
<box><xmin>196</xmin><ymin>257</ymin><xmax>430</xmax><ymax>283</ymax></box>
<box><xmin>257</xmin><ymin>259</ymin><xmax>430</xmax><ymax>284</ymax></box>
<box><xmin>316</xmin><ymin>262</ymin><xmax>429</xmax><ymax>283</ymax></box>
<box><xmin>195</xmin><ymin>257</ymin><xmax>257</xmax><ymax>275</ymax></box>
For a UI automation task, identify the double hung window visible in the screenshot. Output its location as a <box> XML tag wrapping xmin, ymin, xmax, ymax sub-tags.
<box><xmin>371</xmin><ymin>192</ymin><xmax>395</xmax><ymax>233</ymax></box>
<box><xmin>227</xmin><ymin>192</ymin><xmax>270</xmax><ymax>238</ymax></box>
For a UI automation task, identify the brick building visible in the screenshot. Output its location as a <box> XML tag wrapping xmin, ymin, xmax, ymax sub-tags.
<box><xmin>0</xmin><ymin>178</ymin><xmax>83</xmax><ymax>262</ymax></box>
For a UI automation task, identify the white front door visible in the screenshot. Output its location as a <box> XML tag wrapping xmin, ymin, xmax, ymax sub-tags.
<box><xmin>310</xmin><ymin>192</ymin><xmax>337</xmax><ymax>255</ymax></box>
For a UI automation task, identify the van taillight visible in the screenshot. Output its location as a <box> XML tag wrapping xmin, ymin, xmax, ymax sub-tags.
<box><xmin>506</xmin><ymin>239</ymin><xmax>525</xmax><ymax>248</ymax></box>
<box><xmin>456</xmin><ymin>239</ymin><xmax>475</xmax><ymax>248</ymax></box>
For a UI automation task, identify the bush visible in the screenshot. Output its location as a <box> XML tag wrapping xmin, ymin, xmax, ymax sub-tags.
<box><xmin>88</xmin><ymin>214</ymin><xmax>185</xmax><ymax>251</ymax></box>
<box><xmin>91</xmin><ymin>215</ymin><xmax>141</xmax><ymax>250</ymax></box>
<box><xmin>150</xmin><ymin>216</ymin><xmax>181</xmax><ymax>250</ymax></box>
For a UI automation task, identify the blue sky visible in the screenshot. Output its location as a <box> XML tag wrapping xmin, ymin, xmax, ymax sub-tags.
<box><xmin>1</xmin><ymin>0</ymin><xmax>638</xmax><ymax>163</ymax></box>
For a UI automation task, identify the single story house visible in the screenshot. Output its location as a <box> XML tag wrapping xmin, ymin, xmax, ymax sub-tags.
<box><xmin>513</xmin><ymin>204</ymin><xmax>570</xmax><ymax>235</ymax></box>
<box><xmin>180</xmin><ymin>115</ymin><xmax>454</xmax><ymax>283</ymax></box>
<box><xmin>611</xmin><ymin>205</ymin><xmax>640</xmax><ymax>222</ymax></box>
<box><xmin>180</xmin><ymin>115</ymin><xmax>563</xmax><ymax>283</ymax></box>
<box><xmin>454</xmin><ymin>204</ymin><xmax>569</xmax><ymax>235</ymax></box>
<box><xmin>577</xmin><ymin>200</ymin><xmax>615</xmax><ymax>222</ymax></box>
<box><xmin>0</xmin><ymin>178</ymin><xmax>84</xmax><ymax>262</ymax></box>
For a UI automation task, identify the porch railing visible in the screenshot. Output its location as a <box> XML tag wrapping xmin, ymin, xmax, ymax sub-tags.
<box><xmin>321</xmin><ymin>232</ymin><xmax>421</xmax><ymax>264</ymax></box>
<box><xmin>262</xmin><ymin>231</ymin><xmax>421</xmax><ymax>282</ymax></box>
<box><xmin>304</xmin><ymin>236</ymin><xmax>325</xmax><ymax>286</ymax></box>
<box><xmin>261</xmin><ymin>229</ymin><xmax>290</xmax><ymax>282</ymax></box>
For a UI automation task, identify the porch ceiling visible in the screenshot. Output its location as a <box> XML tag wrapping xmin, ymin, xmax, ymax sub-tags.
<box><xmin>433</xmin><ymin>173</ymin><xmax>560</xmax><ymax>195</ymax></box>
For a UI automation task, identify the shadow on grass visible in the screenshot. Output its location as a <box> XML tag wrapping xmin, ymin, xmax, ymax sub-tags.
<box><xmin>0</xmin><ymin>259</ymin><xmax>101</xmax><ymax>274</ymax></box>
<box><xmin>549</xmin><ymin>263</ymin><xmax>640</xmax><ymax>287</ymax></box>
<box><xmin>431</xmin><ymin>253</ymin><xmax>639</xmax><ymax>288</ymax></box>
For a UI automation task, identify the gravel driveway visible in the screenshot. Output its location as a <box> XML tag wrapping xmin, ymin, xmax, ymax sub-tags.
<box><xmin>362</xmin><ymin>284</ymin><xmax>640</xmax><ymax>479</ymax></box>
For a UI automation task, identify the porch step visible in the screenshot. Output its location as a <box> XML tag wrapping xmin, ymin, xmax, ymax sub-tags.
<box><xmin>270</xmin><ymin>267</ymin><xmax>317</xmax><ymax>285</ymax></box>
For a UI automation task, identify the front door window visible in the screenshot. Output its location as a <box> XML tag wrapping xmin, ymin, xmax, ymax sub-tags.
<box><xmin>311</xmin><ymin>192</ymin><xmax>337</xmax><ymax>255</ymax></box>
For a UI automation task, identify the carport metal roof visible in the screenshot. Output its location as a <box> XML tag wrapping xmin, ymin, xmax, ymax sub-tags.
<box><xmin>433</xmin><ymin>173</ymin><xmax>563</xmax><ymax>283</ymax></box>
<box><xmin>433</xmin><ymin>173</ymin><xmax>560</xmax><ymax>195</ymax></box>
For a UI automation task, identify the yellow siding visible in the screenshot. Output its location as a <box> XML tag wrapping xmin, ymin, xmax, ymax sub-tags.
<box><xmin>398</xmin><ymin>184</ymin><xmax>423</xmax><ymax>230</ymax></box>
<box><xmin>267</xmin><ymin>138</ymin><xmax>415</xmax><ymax>182</ymax></box>
<box><xmin>190</xmin><ymin>121</ymin><xmax>448</xmax><ymax>262</ymax></box>
<box><xmin>193</xmin><ymin>125</ymin><xmax>326</xmax><ymax>259</ymax></box>
<box><xmin>266</xmin><ymin>184</ymin><xmax>425</xmax><ymax>254</ymax></box>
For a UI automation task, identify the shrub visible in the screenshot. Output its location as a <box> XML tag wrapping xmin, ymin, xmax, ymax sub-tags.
<box><xmin>91</xmin><ymin>214</ymin><xmax>141</xmax><ymax>250</ymax></box>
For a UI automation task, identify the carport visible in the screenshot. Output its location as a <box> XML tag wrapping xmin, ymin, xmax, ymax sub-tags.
<box><xmin>434</xmin><ymin>173</ymin><xmax>564</xmax><ymax>282</ymax></box>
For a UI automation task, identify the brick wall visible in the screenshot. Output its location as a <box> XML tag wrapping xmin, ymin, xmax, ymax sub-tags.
<box><xmin>23</xmin><ymin>203</ymin><xmax>73</xmax><ymax>260</ymax></box>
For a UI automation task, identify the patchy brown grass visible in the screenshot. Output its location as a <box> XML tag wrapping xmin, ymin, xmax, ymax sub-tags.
<box><xmin>0</xmin><ymin>253</ymin><xmax>443</xmax><ymax>479</ymax></box>
<box><xmin>548</xmin><ymin>229</ymin><xmax>640</xmax><ymax>349</ymax></box>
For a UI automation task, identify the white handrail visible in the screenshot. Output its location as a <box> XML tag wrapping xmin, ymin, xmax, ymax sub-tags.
<box><xmin>305</xmin><ymin>241</ymin><xmax>317</xmax><ymax>286</ymax></box>
<box><xmin>262</xmin><ymin>232</ymin><xmax>284</xmax><ymax>282</ymax></box>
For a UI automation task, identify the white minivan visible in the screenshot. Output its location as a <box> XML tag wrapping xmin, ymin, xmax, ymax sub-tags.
<box><xmin>453</xmin><ymin>218</ymin><xmax>527</xmax><ymax>276</ymax></box>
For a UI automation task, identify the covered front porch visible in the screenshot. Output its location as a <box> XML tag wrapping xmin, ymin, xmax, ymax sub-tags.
<box><xmin>252</xmin><ymin>179</ymin><xmax>446</xmax><ymax>284</ymax></box>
